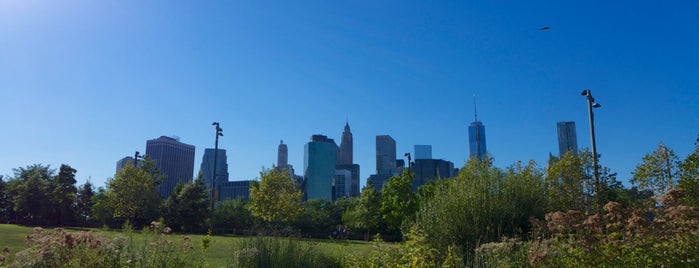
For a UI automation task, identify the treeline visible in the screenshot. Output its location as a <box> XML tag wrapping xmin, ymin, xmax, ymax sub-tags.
<box><xmin>1</xmin><ymin>140</ymin><xmax>699</xmax><ymax>264</ymax></box>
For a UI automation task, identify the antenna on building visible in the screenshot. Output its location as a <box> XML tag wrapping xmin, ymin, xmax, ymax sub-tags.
<box><xmin>473</xmin><ymin>95</ymin><xmax>478</xmax><ymax>122</ymax></box>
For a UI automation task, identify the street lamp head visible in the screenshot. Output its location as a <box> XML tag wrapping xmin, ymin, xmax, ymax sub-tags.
<box><xmin>592</xmin><ymin>103</ymin><xmax>601</xmax><ymax>108</ymax></box>
<box><xmin>212</xmin><ymin>122</ymin><xmax>219</xmax><ymax>126</ymax></box>
<box><xmin>581</xmin><ymin>90</ymin><xmax>590</xmax><ymax>96</ymax></box>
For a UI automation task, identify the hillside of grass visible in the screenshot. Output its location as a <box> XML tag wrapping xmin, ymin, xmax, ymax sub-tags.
<box><xmin>0</xmin><ymin>224</ymin><xmax>382</xmax><ymax>267</ymax></box>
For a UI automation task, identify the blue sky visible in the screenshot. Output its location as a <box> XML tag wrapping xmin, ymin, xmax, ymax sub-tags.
<box><xmin>1</xmin><ymin>1</ymin><xmax>698</xmax><ymax>189</ymax></box>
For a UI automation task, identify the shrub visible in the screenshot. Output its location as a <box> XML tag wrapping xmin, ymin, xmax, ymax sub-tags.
<box><xmin>232</xmin><ymin>236</ymin><xmax>339</xmax><ymax>268</ymax></box>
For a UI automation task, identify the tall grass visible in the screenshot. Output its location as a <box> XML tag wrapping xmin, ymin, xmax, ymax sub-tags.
<box><xmin>232</xmin><ymin>236</ymin><xmax>340</xmax><ymax>268</ymax></box>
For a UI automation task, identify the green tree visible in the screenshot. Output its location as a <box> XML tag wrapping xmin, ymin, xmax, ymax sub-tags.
<box><xmin>248</xmin><ymin>168</ymin><xmax>304</xmax><ymax>227</ymax></box>
<box><xmin>545</xmin><ymin>150</ymin><xmax>594</xmax><ymax>212</ymax></box>
<box><xmin>412</xmin><ymin>157</ymin><xmax>547</xmax><ymax>262</ymax></box>
<box><xmin>678</xmin><ymin>146</ymin><xmax>699</xmax><ymax>206</ymax></box>
<box><xmin>631</xmin><ymin>143</ymin><xmax>680</xmax><ymax>197</ymax></box>
<box><xmin>343</xmin><ymin>181</ymin><xmax>382</xmax><ymax>240</ymax></box>
<box><xmin>163</xmin><ymin>176</ymin><xmax>210</xmax><ymax>233</ymax></box>
<box><xmin>106</xmin><ymin>163</ymin><xmax>162</xmax><ymax>227</ymax></box>
<box><xmin>90</xmin><ymin>187</ymin><xmax>114</xmax><ymax>227</ymax></box>
<box><xmin>295</xmin><ymin>199</ymin><xmax>340</xmax><ymax>235</ymax></box>
<box><xmin>11</xmin><ymin>165</ymin><xmax>53</xmax><ymax>225</ymax></box>
<box><xmin>75</xmin><ymin>181</ymin><xmax>95</xmax><ymax>226</ymax></box>
<box><xmin>380</xmin><ymin>169</ymin><xmax>418</xmax><ymax>238</ymax></box>
<box><xmin>0</xmin><ymin>175</ymin><xmax>11</xmax><ymax>223</ymax></box>
<box><xmin>213</xmin><ymin>198</ymin><xmax>254</xmax><ymax>233</ymax></box>
<box><xmin>51</xmin><ymin>164</ymin><xmax>78</xmax><ymax>226</ymax></box>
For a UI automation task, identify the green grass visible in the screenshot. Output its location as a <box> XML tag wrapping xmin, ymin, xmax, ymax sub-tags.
<box><xmin>0</xmin><ymin>224</ymin><xmax>382</xmax><ymax>267</ymax></box>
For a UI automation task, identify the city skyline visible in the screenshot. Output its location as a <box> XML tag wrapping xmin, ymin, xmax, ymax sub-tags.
<box><xmin>2</xmin><ymin>1</ymin><xmax>698</xmax><ymax>190</ymax></box>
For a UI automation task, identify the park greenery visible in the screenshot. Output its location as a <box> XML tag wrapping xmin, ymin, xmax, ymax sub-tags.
<box><xmin>1</xmin><ymin>137</ymin><xmax>699</xmax><ymax>266</ymax></box>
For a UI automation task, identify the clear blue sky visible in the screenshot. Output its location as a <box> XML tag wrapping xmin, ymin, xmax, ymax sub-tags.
<box><xmin>2</xmin><ymin>1</ymin><xmax>698</xmax><ymax>189</ymax></box>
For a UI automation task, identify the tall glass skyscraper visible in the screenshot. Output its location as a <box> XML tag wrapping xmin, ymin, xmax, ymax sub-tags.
<box><xmin>146</xmin><ymin>136</ymin><xmax>195</xmax><ymax>198</ymax></box>
<box><xmin>200</xmin><ymin>148</ymin><xmax>229</xmax><ymax>200</ymax></box>
<box><xmin>304</xmin><ymin>135</ymin><xmax>337</xmax><ymax>201</ymax></box>
<box><xmin>557</xmin><ymin>121</ymin><xmax>578</xmax><ymax>156</ymax></box>
<box><xmin>376</xmin><ymin>135</ymin><xmax>397</xmax><ymax>175</ymax></box>
<box><xmin>468</xmin><ymin>121</ymin><xmax>487</xmax><ymax>160</ymax></box>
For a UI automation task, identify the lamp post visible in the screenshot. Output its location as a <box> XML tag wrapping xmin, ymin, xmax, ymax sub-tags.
<box><xmin>210</xmin><ymin>122</ymin><xmax>223</xmax><ymax>231</ymax></box>
<box><xmin>133</xmin><ymin>151</ymin><xmax>141</xmax><ymax>168</ymax></box>
<box><xmin>581</xmin><ymin>89</ymin><xmax>601</xmax><ymax>210</ymax></box>
<box><xmin>405</xmin><ymin>153</ymin><xmax>412</xmax><ymax>169</ymax></box>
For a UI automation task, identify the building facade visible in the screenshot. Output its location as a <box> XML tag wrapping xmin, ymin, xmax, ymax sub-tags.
<box><xmin>116</xmin><ymin>156</ymin><xmax>134</xmax><ymax>172</ymax></box>
<box><xmin>333</xmin><ymin>169</ymin><xmax>352</xmax><ymax>200</ymax></box>
<box><xmin>200</xmin><ymin>148</ymin><xmax>229</xmax><ymax>200</ymax></box>
<box><xmin>414</xmin><ymin>145</ymin><xmax>433</xmax><ymax>160</ymax></box>
<box><xmin>468</xmin><ymin>121</ymin><xmax>487</xmax><ymax>160</ymax></box>
<box><xmin>145</xmin><ymin>136</ymin><xmax>195</xmax><ymax>198</ymax></box>
<box><xmin>219</xmin><ymin>180</ymin><xmax>252</xmax><ymax>201</ymax></box>
<box><xmin>410</xmin><ymin>159</ymin><xmax>455</xmax><ymax>191</ymax></box>
<box><xmin>304</xmin><ymin>135</ymin><xmax>337</xmax><ymax>201</ymax></box>
<box><xmin>557</xmin><ymin>121</ymin><xmax>578</xmax><ymax>156</ymax></box>
<box><xmin>376</xmin><ymin>135</ymin><xmax>397</xmax><ymax>175</ymax></box>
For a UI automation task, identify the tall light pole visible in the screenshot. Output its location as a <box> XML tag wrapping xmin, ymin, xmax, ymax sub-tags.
<box><xmin>581</xmin><ymin>90</ymin><xmax>601</xmax><ymax>210</ymax></box>
<box><xmin>210</xmin><ymin>122</ymin><xmax>223</xmax><ymax>232</ymax></box>
<box><xmin>133</xmin><ymin>151</ymin><xmax>141</xmax><ymax>168</ymax></box>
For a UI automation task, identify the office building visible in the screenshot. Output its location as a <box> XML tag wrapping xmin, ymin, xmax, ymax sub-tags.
<box><xmin>333</xmin><ymin>169</ymin><xmax>352</xmax><ymax>200</ymax></box>
<box><xmin>410</xmin><ymin>159</ymin><xmax>455</xmax><ymax>191</ymax></box>
<box><xmin>200</xmin><ymin>148</ymin><xmax>229</xmax><ymax>200</ymax></box>
<box><xmin>468</xmin><ymin>100</ymin><xmax>487</xmax><ymax>160</ymax></box>
<box><xmin>304</xmin><ymin>135</ymin><xmax>337</xmax><ymax>201</ymax></box>
<box><xmin>219</xmin><ymin>180</ymin><xmax>252</xmax><ymax>201</ymax></box>
<box><xmin>414</xmin><ymin>145</ymin><xmax>432</xmax><ymax>160</ymax></box>
<box><xmin>376</xmin><ymin>135</ymin><xmax>397</xmax><ymax>175</ymax></box>
<box><xmin>336</xmin><ymin>122</ymin><xmax>360</xmax><ymax>197</ymax></box>
<box><xmin>146</xmin><ymin>136</ymin><xmax>195</xmax><ymax>198</ymax></box>
<box><xmin>277</xmin><ymin>140</ymin><xmax>288</xmax><ymax>168</ymax></box>
<box><xmin>116</xmin><ymin>156</ymin><xmax>134</xmax><ymax>172</ymax></box>
<box><xmin>367</xmin><ymin>135</ymin><xmax>398</xmax><ymax>192</ymax></box>
<box><xmin>557</xmin><ymin>121</ymin><xmax>578</xmax><ymax>156</ymax></box>
<box><xmin>276</xmin><ymin>140</ymin><xmax>295</xmax><ymax>176</ymax></box>
<box><xmin>338</xmin><ymin>122</ymin><xmax>353</xmax><ymax>165</ymax></box>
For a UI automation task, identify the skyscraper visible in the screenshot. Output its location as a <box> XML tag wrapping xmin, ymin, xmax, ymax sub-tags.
<box><xmin>414</xmin><ymin>145</ymin><xmax>432</xmax><ymax>160</ymax></box>
<box><xmin>410</xmin><ymin>159</ymin><xmax>455</xmax><ymax>191</ymax></box>
<box><xmin>336</xmin><ymin>122</ymin><xmax>360</xmax><ymax>197</ymax></box>
<box><xmin>368</xmin><ymin>135</ymin><xmax>397</xmax><ymax>192</ymax></box>
<box><xmin>338</xmin><ymin>122</ymin><xmax>353</xmax><ymax>165</ymax></box>
<box><xmin>304</xmin><ymin>135</ymin><xmax>337</xmax><ymax>201</ymax></box>
<box><xmin>200</xmin><ymin>148</ymin><xmax>229</xmax><ymax>199</ymax></box>
<box><xmin>557</xmin><ymin>121</ymin><xmax>578</xmax><ymax>156</ymax></box>
<box><xmin>376</xmin><ymin>135</ymin><xmax>397</xmax><ymax>175</ymax></box>
<box><xmin>468</xmin><ymin>98</ymin><xmax>487</xmax><ymax>160</ymax></box>
<box><xmin>146</xmin><ymin>136</ymin><xmax>195</xmax><ymax>198</ymax></box>
<box><xmin>276</xmin><ymin>140</ymin><xmax>296</xmax><ymax>177</ymax></box>
<box><xmin>277</xmin><ymin>140</ymin><xmax>288</xmax><ymax>168</ymax></box>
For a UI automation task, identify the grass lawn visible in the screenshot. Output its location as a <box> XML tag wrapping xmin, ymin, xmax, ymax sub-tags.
<box><xmin>0</xmin><ymin>224</ymin><xmax>384</xmax><ymax>267</ymax></box>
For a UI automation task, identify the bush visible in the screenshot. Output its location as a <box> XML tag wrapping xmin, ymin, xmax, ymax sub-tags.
<box><xmin>5</xmin><ymin>222</ymin><xmax>207</xmax><ymax>268</ymax></box>
<box><xmin>232</xmin><ymin>236</ymin><xmax>339</xmax><ymax>268</ymax></box>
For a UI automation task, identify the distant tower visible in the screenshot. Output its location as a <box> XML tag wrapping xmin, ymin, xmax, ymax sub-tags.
<box><xmin>200</xmin><ymin>149</ymin><xmax>229</xmax><ymax>199</ymax></box>
<box><xmin>376</xmin><ymin>135</ymin><xmax>397</xmax><ymax>175</ymax></box>
<box><xmin>304</xmin><ymin>135</ymin><xmax>337</xmax><ymax>201</ymax></box>
<box><xmin>277</xmin><ymin>140</ymin><xmax>288</xmax><ymax>168</ymax></box>
<box><xmin>468</xmin><ymin>97</ymin><xmax>487</xmax><ymax>160</ymax></box>
<box><xmin>336</xmin><ymin>122</ymin><xmax>360</xmax><ymax>198</ymax></box>
<box><xmin>146</xmin><ymin>136</ymin><xmax>195</xmax><ymax>198</ymax></box>
<box><xmin>338</xmin><ymin>122</ymin><xmax>353</xmax><ymax>165</ymax></box>
<box><xmin>557</xmin><ymin>121</ymin><xmax>578</xmax><ymax>156</ymax></box>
